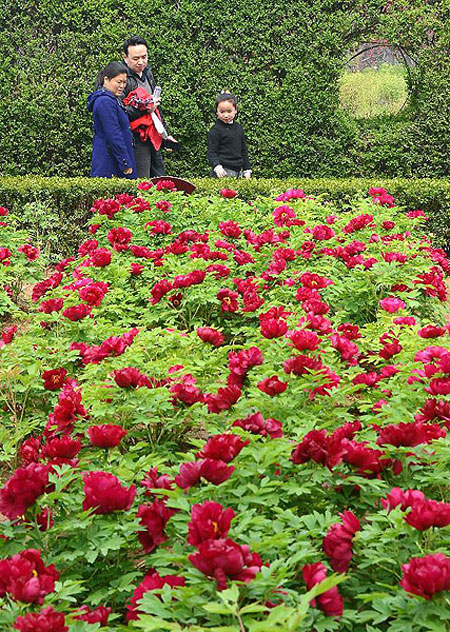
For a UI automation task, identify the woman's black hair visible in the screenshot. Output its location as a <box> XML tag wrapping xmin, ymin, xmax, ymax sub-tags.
<box><xmin>96</xmin><ymin>62</ymin><xmax>127</xmax><ymax>89</ymax></box>
<box><xmin>216</xmin><ymin>90</ymin><xmax>238</xmax><ymax>109</ymax></box>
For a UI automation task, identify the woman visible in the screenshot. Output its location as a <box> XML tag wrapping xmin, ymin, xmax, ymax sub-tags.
<box><xmin>88</xmin><ymin>62</ymin><xmax>137</xmax><ymax>178</ymax></box>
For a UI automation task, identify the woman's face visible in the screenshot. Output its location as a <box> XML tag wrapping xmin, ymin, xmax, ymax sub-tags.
<box><xmin>103</xmin><ymin>73</ymin><xmax>127</xmax><ymax>97</ymax></box>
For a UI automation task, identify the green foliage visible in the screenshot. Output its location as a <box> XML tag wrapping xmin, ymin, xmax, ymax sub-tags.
<box><xmin>0</xmin><ymin>1</ymin><xmax>449</xmax><ymax>178</ymax></box>
<box><xmin>1</xmin><ymin>186</ymin><xmax>450</xmax><ymax>629</ymax></box>
<box><xmin>339</xmin><ymin>64</ymin><xmax>408</xmax><ymax>119</ymax></box>
<box><xmin>2</xmin><ymin>177</ymin><xmax>450</xmax><ymax>256</ymax></box>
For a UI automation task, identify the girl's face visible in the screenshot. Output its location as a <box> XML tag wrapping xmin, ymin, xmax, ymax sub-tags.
<box><xmin>217</xmin><ymin>100</ymin><xmax>237</xmax><ymax>124</ymax></box>
<box><xmin>103</xmin><ymin>73</ymin><xmax>127</xmax><ymax>97</ymax></box>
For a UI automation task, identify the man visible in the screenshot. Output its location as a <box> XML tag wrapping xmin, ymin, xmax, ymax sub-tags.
<box><xmin>120</xmin><ymin>36</ymin><xmax>177</xmax><ymax>178</ymax></box>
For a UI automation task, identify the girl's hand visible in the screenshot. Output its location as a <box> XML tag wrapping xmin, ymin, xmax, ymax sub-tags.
<box><xmin>214</xmin><ymin>165</ymin><xmax>227</xmax><ymax>178</ymax></box>
<box><xmin>243</xmin><ymin>170</ymin><xmax>252</xmax><ymax>179</ymax></box>
<box><xmin>123</xmin><ymin>167</ymin><xmax>133</xmax><ymax>175</ymax></box>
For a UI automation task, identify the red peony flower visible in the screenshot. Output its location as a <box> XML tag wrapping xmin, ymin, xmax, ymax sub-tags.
<box><xmin>228</xmin><ymin>346</ymin><xmax>263</xmax><ymax>376</ymax></box>
<box><xmin>19</xmin><ymin>436</ymin><xmax>42</xmax><ymax>465</ymax></box>
<box><xmin>0</xmin><ymin>463</ymin><xmax>50</xmax><ymax>520</ymax></box>
<box><xmin>18</xmin><ymin>244</ymin><xmax>40</xmax><ymax>261</ymax></box>
<box><xmin>289</xmin><ymin>328</ymin><xmax>320</xmax><ymax>351</ymax></box>
<box><xmin>189</xmin><ymin>538</ymin><xmax>262</xmax><ymax>590</ymax></box>
<box><xmin>126</xmin><ymin>571</ymin><xmax>185</xmax><ymax>621</ymax></box>
<box><xmin>275</xmin><ymin>188</ymin><xmax>306</xmax><ymax>202</ymax></box>
<box><xmin>302</xmin><ymin>561</ymin><xmax>343</xmax><ymax>617</ymax></box>
<box><xmin>136</xmin><ymin>499</ymin><xmax>175</xmax><ymax>552</ymax></box>
<box><xmin>45</xmin><ymin>382</ymin><xmax>87</xmax><ymax>435</ymax></box>
<box><xmin>381</xmin><ymin>487</ymin><xmax>426</xmax><ymax>512</ymax></box>
<box><xmin>311</xmin><ymin>224</ymin><xmax>335</xmax><ymax>240</ymax></box>
<box><xmin>0</xmin><ymin>549</ymin><xmax>59</xmax><ymax>604</ymax></box>
<box><xmin>170</xmin><ymin>374</ymin><xmax>204</xmax><ymax>406</ymax></box>
<box><xmin>204</xmin><ymin>385</ymin><xmax>241</xmax><ymax>413</ymax></box>
<box><xmin>257</xmin><ymin>375</ymin><xmax>288</xmax><ymax>396</ymax></box>
<box><xmin>272</xmin><ymin>205</ymin><xmax>296</xmax><ymax>226</ymax></box>
<box><xmin>322</xmin><ymin>510</ymin><xmax>361</xmax><ymax>573</ymax></box>
<box><xmin>62</xmin><ymin>304</ymin><xmax>92</xmax><ymax>321</ymax></box>
<box><xmin>260</xmin><ymin>318</ymin><xmax>288</xmax><ymax>339</ymax></box>
<box><xmin>418</xmin><ymin>324</ymin><xmax>446</xmax><ymax>339</ymax></box>
<box><xmin>90</xmin><ymin>248</ymin><xmax>113</xmax><ymax>267</ymax></box>
<box><xmin>130</xmin><ymin>262</ymin><xmax>145</xmax><ymax>275</ymax></box>
<box><xmin>219</xmin><ymin>189</ymin><xmax>237</xmax><ymax>198</ymax></box>
<box><xmin>39</xmin><ymin>298</ymin><xmax>64</xmax><ymax>314</ymax></box>
<box><xmin>42</xmin><ymin>368</ymin><xmax>67</xmax><ymax>391</ymax></box>
<box><xmin>137</xmin><ymin>181</ymin><xmax>153</xmax><ymax>190</ymax></box>
<box><xmin>400</xmin><ymin>553</ymin><xmax>450</xmax><ymax>599</ymax></box>
<box><xmin>113</xmin><ymin>367</ymin><xmax>150</xmax><ymax>389</ymax></box>
<box><xmin>405</xmin><ymin>499</ymin><xmax>450</xmax><ymax>531</ymax></box>
<box><xmin>379</xmin><ymin>297</ymin><xmax>406</xmax><ymax>313</ymax></box>
<box><xmin>73</xmin><ymin>605</ymin><xmax>111</xmax><ymax>626</ymax></box>
<box><xmin>188</xmin><ymin>501</ymin><xmax>236</xmax><ymax>547</ymax></box>
<box><xmin>78</xmin><ymin>281</ymin><xmax>109</xmax><ymax>306</ymax></box>
<box><xmin>376</xmin><ymin>420</ymin><xmax>445</xmax><ymax>448</ymax></box>
<box><xmin>141</xmin><ymin>467</ymin><xmax>173</xmax><ymax>498</ymax></box>
<box><xmin>90</xmin><ymin>198</ymin><xmax>121</xmax><ymax>219</ymax></box>
<box><xmin>216</xmin><ymin>287</ymin><xmax>240</xmax><ymax>313</ymax></box>
<box><xmin>174</xmin><ymin>459</ymin><xmax>234</xmax><ymax>489</ymax></box>
<box><xmin>343</xmin><ymin>213</ymin><xmax>374</xmax><ymax>233</ymax></box>
<box><xmin>283</xmin><ymin>354</ymin><xmax>323</xmax><ymax>376</ymax></box>
<box><xmin>82</xmin><ymin>471</ymin><xmax>136</xmax><ymax>514</ymax></box>
<box><xmin>232</xmin><ymin>412</ymin><xmax>283</xmax><ymax>438</ymax></box>
<box><xmin>13</xmin><ymin>606</ymin><xmax>68</xmax><ymax>632</ymax></box>
<box><xmin>41</xmin><ymin>435</ymin><xmax>81</xmax><ymax>463</ymax></box>
<box><xmin>173</xmin><ymin>269</ymin><xmax>206</xmax><ymax>288</ymax></box>
<box><xmin>150</xmin><ymin>279</ymin><xmax>173</xmax><ymax>304</ymax></box>
<box><xmin>155</xmin><ymin>199</ymin><xmax>172</xmax><ymax>212</ymax></box>
<box><xmin>219</xmin><ymin>220</ymin><xmax>241</xmax><ymax>238</ymax></box>
<box><xmin>88</xmin><ymin>424</ymin><xmax>127</xmax><ymax>448</ymax></box>
<box><xmin>196</xmin><ymin>326</ymin><xmax>225</xmax><ymax>346</ymax></box>
<box><xmin>156</xmin><ymin>179</ymin><xmax>176</xmax><ymax>191</ymax></box>
<box><xmin>196</xmin><ymin>433</ymin><xmax>249</xmax><ymax>463</ymax></box>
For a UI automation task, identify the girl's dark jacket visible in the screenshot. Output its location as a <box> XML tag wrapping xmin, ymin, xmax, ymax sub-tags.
<box><xmin>87</xmin><ymin>88</ymin><xmax>137</xmax><ymax>179</ymax></box>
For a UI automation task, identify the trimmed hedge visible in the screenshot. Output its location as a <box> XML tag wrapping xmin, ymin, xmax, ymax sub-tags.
<box><xmin>1</xmin><ymin>176</ymin><xmax>450</xmax><ymax>256</ymax></box>
<box><xmin>0</xmin><ymin>1</ymin><xmax>449</xmax><ymax>179</ymax></box>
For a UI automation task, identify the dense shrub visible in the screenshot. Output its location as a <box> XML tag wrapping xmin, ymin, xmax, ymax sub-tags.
<box><xmin>2</xmin><ymin>177</ymin><xmax>450</xmax><ymax>257</ymax></box>
<box><xmin>0</xmin><ymin>1</ymin><xmax>448</xmax><ymax>178</ymax></box>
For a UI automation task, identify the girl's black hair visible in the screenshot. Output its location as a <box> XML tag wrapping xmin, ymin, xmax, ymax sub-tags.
<box><xmin>96</xmin><ymin>62</ymin><xmax>127</xmax><ymax>89</ymax></box>
<box><xmin>216</xmin><ymin>90</ymin><xmax>238</xmax><ymax>109</ymax></box>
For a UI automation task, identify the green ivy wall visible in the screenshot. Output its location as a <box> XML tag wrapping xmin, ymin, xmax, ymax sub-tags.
<box><xmin>0</xmin><ymin>0</ymin><xmax>448</xmax><ymax>178</ymax></box>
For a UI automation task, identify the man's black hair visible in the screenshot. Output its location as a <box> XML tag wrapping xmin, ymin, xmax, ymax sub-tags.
<box><xmin>123</xmin><ymin>36</ymin><xmax>148</xmax><ymax>56</ymax></box>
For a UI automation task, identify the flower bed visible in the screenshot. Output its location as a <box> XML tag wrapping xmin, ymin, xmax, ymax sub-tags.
<box><xmin>1</xmin><ymin>183</ymin><xmax>450</xmax><ymax>631</ymax></box>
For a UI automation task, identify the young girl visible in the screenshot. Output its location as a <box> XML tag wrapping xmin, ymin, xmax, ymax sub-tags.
<box><xmin>208</xmin><ymin>91</ymin><xmax>251</xmax><ymax>179</ymax></box>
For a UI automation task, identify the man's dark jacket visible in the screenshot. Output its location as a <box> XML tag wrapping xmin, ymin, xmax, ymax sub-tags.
<box><xmin>119</xmin><ymin>62</ymin><xmax>168</xmax><ymax>131</ymax></box>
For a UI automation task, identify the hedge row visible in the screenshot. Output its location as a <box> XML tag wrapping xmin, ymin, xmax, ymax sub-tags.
<box><xmin>0</xmin><ymin>0</ymin><xmax>449</xmax><ymax>178</ymax></box>
<box><xmin>1</xmin><ymin>177</ymin><xmax>450</xmax><ymax>256</ymax></box>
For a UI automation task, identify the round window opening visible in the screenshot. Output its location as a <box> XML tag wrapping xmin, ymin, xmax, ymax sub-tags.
<box><xmin>339</xmin><ymin>42</ymin><xmax>417</xmax><ymax>119</ymax></box>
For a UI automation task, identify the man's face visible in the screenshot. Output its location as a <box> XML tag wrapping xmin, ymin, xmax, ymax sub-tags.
<box><xmin>124</xmin><ymin>44</ymin><xmax>148</xmax><ymax>75</ymax></box>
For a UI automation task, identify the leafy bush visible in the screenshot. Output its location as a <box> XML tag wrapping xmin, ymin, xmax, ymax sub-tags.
<box><xmin>0</xmin><ymin>1</ymin><xmax>448</xmax><ymax>178</ymax></box>
<box><xmin>2</xmin><ymin>176</ymin><xmax>450</xmax><ymax>256</ymax></box>
<box><xmin>1</xmin><ymin>182</ymin><xmax>450</xmax><ymax>630</ymax></box>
